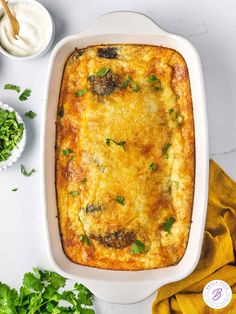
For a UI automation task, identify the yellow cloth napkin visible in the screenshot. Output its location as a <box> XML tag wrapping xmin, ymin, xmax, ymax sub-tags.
<box><xmin>152</xmin><ymin>160</ymin><xmax>236</xmax><ymax>314</ymax></box>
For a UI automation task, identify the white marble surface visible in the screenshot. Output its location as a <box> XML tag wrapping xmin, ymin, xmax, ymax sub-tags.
<box><xmin>0</xmin><ymin>0</ymin><xmax>236</xmax><ymax>313</ymax></box>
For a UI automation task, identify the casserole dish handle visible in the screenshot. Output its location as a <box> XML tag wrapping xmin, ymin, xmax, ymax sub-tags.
<box><xmin>82</xmin><ymin>11</ymin><xmax>168</xmax><ymax>36</ymax></box>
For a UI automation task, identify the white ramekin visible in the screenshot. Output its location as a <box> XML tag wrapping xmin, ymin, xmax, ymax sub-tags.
<box><xmin>0</xmin><ymin>0</ymin><xmax>55</xmax><ymax>60</ymax></box>
<box><xmin>0</xmin><ymin>102</ymin><xmax>26</xmax><ymax>171</ymax></box>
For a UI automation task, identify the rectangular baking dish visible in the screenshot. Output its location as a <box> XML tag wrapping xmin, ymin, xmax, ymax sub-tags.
<box><xmin>41</xmin><ymin>11</ymin><xmax>209</xmax><ymax>304</ymax></box>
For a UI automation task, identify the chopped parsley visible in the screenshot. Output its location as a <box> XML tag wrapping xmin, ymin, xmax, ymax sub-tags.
<box><xmin>162</xmin><ymin>143</ymin><xmax>171</xmax><ymax>159</ymax></box>
<box><xmin>4</xmin><ymin>84</ymin><xmax>20</xmax><ymax>93</ymax></box>
<box><xmin>95</xmin><ymin>67</ymin><xmax>110</xmax><ymax>77</ymax></box>
<box><xmin>149</xmin><ymin>162</ymin><xmax>158</xmax><ymax>172</ymax></box>
<box><xmin>0</xmin><ymin>109</ymin><xmax>24</xmax><ymax>161</ymax></box>
<box><xmin>20</xmin><ymin>165</ymin><xmax>35</xmax><ymax>177</ymax></box>
<box><xmin>19</xmin><ymin>89</ymin><xmax>31</xmax><ymax>101</ymax></box>
<box><xmin>121</xmin><ymin>75</ymin><xmax>132</xmax><ymax>89</ymax></box>
<box><xmin>75</xmin><ymin>89</ymin><xmax>88</xmax><ymax>97</ymax></box>
<box><xmin>81</xmin><ymin>177</ymin><xmax>87</xmax><ymax>185</ymax></box>
<box><xmin>169</xmin><ymin>108</ymin><xmax>184</xmax><ymax>126</ymax></box>
<box><xmin>62</xmin><ymin>148</ymin><xmax>73</xmax><ymax>156</ymax></box>
<box><xmin>115</xmin><ymin>196</ymin><xmax>125</xmax><ymax>206</ymax></box>
<box><xmin>163</xmin><ymin>217</ymin><xmax>176</xmax><ymax>234</ymax></box>
<box><xmin>80</xmin><ymin>234</ymin><xmax>91</xmax><ymax>246</ymax></box>
<box><xmin>69</xmin><ymin>191</ymin><xmax>80</xmax><ymax>196</ymax></box>
<box><xmin>12</xmin><ymin>188</ymin><xmax>18</xmax><ymax>192</ymax></box>
<box><xmin>0</xmin><ymin>268</ymin><xmax>95</xmax><ymax>313</ymax></box>
<box><xmin>25</xmin><ymin>110</ymin><xmax>37</xmax><ymax>119</ymax></box>
<box><xmin>131</xmin><ymin>240</ymin><xmax>146</xmax><ymax>254</ymax></box>
<box><xmin>147</xmin><ymin>75</ymin><xmax>162</xmax><ymax>91</ymax></box>
<box><xmin>121</xmin><ymin>75</ymin><xmax>140</xmax><ymax>92</ymax></box>
<box><xmin>147</xmin><ymin>75</ymin><xmax>158</xmax><ymax>83</ymax></box>
<box><xmin>106</xmin><ymin>138</ymin><xmax>126</xmax><ymax>151</ymax></box>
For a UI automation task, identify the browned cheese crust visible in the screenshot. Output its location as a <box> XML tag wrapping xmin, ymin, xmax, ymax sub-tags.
<box><xmin>56</xmin><ymin>44</ymin><xmax>195</xmax><ymax>270</ymax></box>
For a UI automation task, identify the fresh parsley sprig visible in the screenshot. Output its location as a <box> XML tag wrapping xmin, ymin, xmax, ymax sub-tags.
<box><xmin>0</xmin><ymin>268</ymin><xmax>95</xmax><ymax>314</ymax></box>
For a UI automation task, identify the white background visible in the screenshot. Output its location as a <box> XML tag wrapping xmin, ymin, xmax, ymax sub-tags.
<box><xmin>0</xmin><ymin>0</ymin><xmax>236</xmax><ymax>313</ymax></box>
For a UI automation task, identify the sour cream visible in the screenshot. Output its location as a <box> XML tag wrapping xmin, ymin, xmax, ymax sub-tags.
<box><xmin>0</xmin><ymin>2</ymin><xmax>52</xmax><ymax>57</ymax></box>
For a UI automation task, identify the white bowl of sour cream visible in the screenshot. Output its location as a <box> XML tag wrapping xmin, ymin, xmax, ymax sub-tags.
<box><xmin>0</xmin><ymin>0</ymin><xmax>55</xmax><ymax>59</ymax></box>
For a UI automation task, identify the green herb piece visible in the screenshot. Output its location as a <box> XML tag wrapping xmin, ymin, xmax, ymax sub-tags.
<box><xmin>95</xmin><ymin>67</ymin><xmax>110</xmax><ymax>77</ymax></box>
<box><xmin>12</xmin><ymin>188</ymin><xmax>18</xmax><ymax>192</ymax></box>
<box><xmin>0</xmin><ymin>268</ymin><xmax>95</xmax><ymax>313</ymax></box>
<box><xmin>121</xmin><ymin>75</ymin><xmax>139</xmax><ymax>92</ymax></box>
<box><xmin>121</xmin><ymin>75</ymin><xmax>132</xmax><ymax>89</ymax></box>
<box><xmin>19</xmin><ymin>89</ymin><xmax>31</xmax><ymax>101</ymax></box>
<box><xmin>106</xmin><ymin>138</ymin><xmax>126</xmax><ymax>151</ymax></box>
<box><xmin>131</xmin><ymin>240</ymin><xmax>146</xmax><ymax>254</ymax></box>
<box><xmin>62</xmin><ymin>148</ymin><xmax>73</xmax><ymax>156</ymax></box>
<box><xmin>80</xmin><ymin>234</ymin><xmax>91</xmax><ymax>246</ymax></box>
<box><xmin>68</xmin><ymin>154</ymin><xmax>75</xmax><ymax>161</ymax></box>
<box><xmin>69</xmin><ymin>191</ymin><xmax>80</xmax><ymax>196</ymax></box>
<box><xmin>25</xmin><ymin>110</ymin><xmax>37</xmax><ymax>119</ymax></box>
<box><xmin>169</xmin><ymin>108</ymin><xmax>184</xmax><ymax>126</ymax></box>
<box><xmin>147</xmin><ymin>75</ymin><xmax>162</xmax><ymax>91</ymax></box>
<box><xmin>4</xmin><ymin>84</ymin><xmax>20</xmax><ymax>93</ymax></box>
<box><xmin>147</xmin><ymin>75</ymin><xmax>158</xmax><ymax>82</ymax></box>
<box><xmin>115</xmin><ymin>196</ymin><xmax>125</xmax><ymax>206</ymax></box>
<box><xmin>0</xmin><ymin>108</ymin><xmax>24</xmax><ymax>161</ymax></box>
<box><xmin>176</xmin><ymin>94</ymin><xmax>180</xmax><ymax>99</ymax></box>
<box><xmin>20</xmin><ymin>165</ymin><xmax>35</xmax><ymax>177</ymax></box>
<box><xmin>75</xmin><ymin>89</ymin><xmax>88</xmax><ymax>97</ymax></box>
<box><xmin>149</xmin><ymin>162</ymin><xmax>157</xmax><ymax>172</ymax></box>
<box><xmin>162</xmin><ymin>217</ymin><xmax>176</xmax><ymax>234</ymax></box>
<box><xmin>81</xmin><ymin>177</ymin><xmax>87</xmax><ymax>185</ymax></box>
<box><xmin>130</xmin><ymin>80</ymin><xmax>140</xmax><ymax>92</ymax></box>
<box><xmin>162</xmin><ymin>143</ymin><xmax>171</xmax><ymax>159</ymax></box>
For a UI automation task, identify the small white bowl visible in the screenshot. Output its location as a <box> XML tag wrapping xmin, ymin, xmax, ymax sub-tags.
<box><xmin>0</xmin><ymin>102</ymin><xmax>26</xmax><ymax>171</ymax></box>
<box><xmin>0</xmin><ymin>0</ymin><xmax>55</xmax><ymax>60</ymax></box>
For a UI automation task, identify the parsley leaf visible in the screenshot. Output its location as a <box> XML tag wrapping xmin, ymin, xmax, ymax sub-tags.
<box><xmin>147</xmin><ymin>75</ymin><xmax>158</xmax><ymax>82</ymax></box>
<box><xmin>147</xmin><ymin>75</ymin><xmax>162</xmax><ymax>90</ymax></box>
<box><xmin>162</xmin><ymin>143</ymin><xmax>171</xmax><ymax>159</ymax></box>
<box><xmin>95</xmin><ymin>67</ymin><xmax>110</xmax><ymax>77</ymax></box>
<box><xmin>62</xmin><ymin>148</ymin><xmax>73</xmax><ymax>156</ymax></box>
<box><xmin>115</xmin><ymin>196</ymin><xmax>125</xmax><ymax>206</ymax></box>
<box><xmin>20</xmin><ymin>165</ymin><xmax>35</xmax><ymax>177</ymax></box>
<box><xmin>75</xmin><ymin>89</ymin><xmax>88</xmax><ymax>97</ymax></box>
<box><xmin>81</xmin><ymin>177</ymin><xmax>87</xmax><ymax>185</ymax></box>
<box><xmin>163</xmin><ymin>217</ymin><xmax>176</xmax><ymax>234</ymax></box>
<box><xmin>149</xmin><ymin>162</ymin><xmax>157</xmax><ymax>172</ymax></box>
<box><xmin>121</xmin><ymin>75</ymin><xmax>139</xmax><ymax>92</ymax></box>
<box><xmin>121</xmin><ymin>75</ymin><xmax>132</xmax><ymax>89</ymax></box>
<box><xmin>106</xmin><ymin>138</ymin><xmax>126</xmax><ymax>151</ymax></box>
<box><xmin>12</xmin><ymin>188</ymin><xmax>18</xmax><ymax>192</ymax></box>
<box><xmin>25</xmin><ymin>110</ymin><xmax>37</xmax><ymax>119</ymax></box>
<box><xmin>80</xmin><ymin>235</ymin><xmax>91</xmax><ymax>246</ymax></box>
<box><xmin>69</xmin><ymin>191</ymin><xmax>80</xmax><ymax>196</ymax></box>
<box><xmin>0</xmin><ymin>268</ymin><xmax>95</xmax><ymax>313</ymax></box>
<box><xmin>19</xmin><ymin>89</ymin><xmax>31</xmax><ymax>101</ymax></box>
<box><xmin>131</xmin><ymin>240</ymin><xmax>146</xmax><ymax>254</ymax></box>
<box><xmin>4</xmin><ymin>84</ymin><xmax>20</xmax><ymax>93</ymax></box>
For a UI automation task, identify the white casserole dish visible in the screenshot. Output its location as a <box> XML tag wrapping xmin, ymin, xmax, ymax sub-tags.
<box><xmin>41</xmin><ymin>11</ymin><xmax>209</xmax><ymax>304</ymax></box>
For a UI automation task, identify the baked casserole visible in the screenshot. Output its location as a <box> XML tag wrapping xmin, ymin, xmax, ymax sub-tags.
<box><xmin>56</xmin><ymin>44</ymin><xmax>194</xmax><ymax>270</ymax></box>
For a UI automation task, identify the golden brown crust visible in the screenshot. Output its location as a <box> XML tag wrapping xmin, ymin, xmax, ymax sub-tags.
<box><xmin>56</xmin><ymin>44</ymin><xmax>195</xmax><ymax>270</ymax></box>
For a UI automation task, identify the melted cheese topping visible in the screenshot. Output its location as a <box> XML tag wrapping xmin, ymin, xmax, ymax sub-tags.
<box><xmin>56</xmin><ymin>45</ymin><xmax>194</xmax><ymax>270</ymax></box>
